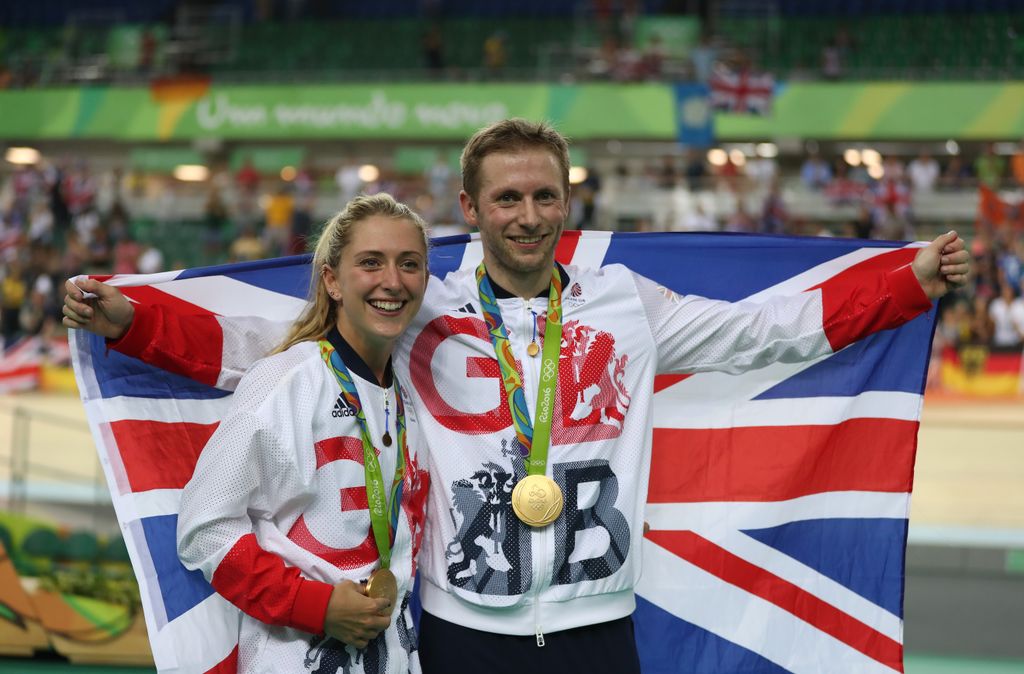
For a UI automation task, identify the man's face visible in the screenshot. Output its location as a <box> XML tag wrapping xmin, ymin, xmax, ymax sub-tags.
<box><xmin>460</xmin><ymin>148</ymin><xmax>569</xmax><ymax>287</ymax></box>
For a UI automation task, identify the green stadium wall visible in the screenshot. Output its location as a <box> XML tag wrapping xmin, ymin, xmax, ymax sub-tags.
<box><xmin>0</xmin><ymin>82</ymin><xmax>1022</xmax><ymax>141</ymax></box>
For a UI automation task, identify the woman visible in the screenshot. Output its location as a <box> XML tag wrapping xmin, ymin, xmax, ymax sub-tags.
<box><xmin>65</xmin><ymin>194</ymin><xmax>430</xmax><ymax>674</ymax></box>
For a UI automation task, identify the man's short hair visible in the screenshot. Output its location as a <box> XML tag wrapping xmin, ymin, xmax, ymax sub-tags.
<box><xmin>460</xmin><ymin>118</ymin><xmax>571</xmax><ymax>201</ymax></box>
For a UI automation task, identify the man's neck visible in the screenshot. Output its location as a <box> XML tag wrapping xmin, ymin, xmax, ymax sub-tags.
<box><xmin>484</xmin><ymin>265</ymin><xmax>551</xmax><ymax>300</ymax></box>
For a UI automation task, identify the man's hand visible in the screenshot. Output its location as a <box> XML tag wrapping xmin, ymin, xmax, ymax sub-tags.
<box><xmin>62</xmin><ymin>278</ymin><xmax>135</xmax><ymax>340</ymax></box>
<box><xmin>912</xmin><ymin>231</ymin><xmax>970</xmax><ymax>300</ymax></box>
<box><xmin>322</xmin><ymin>580</ymin><xmax>392</xmax><ymax>650</ymax></box>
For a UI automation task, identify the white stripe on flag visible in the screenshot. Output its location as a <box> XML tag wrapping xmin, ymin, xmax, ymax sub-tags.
<box><xmin>568</xmin><ymin>231</ymin><xmax>612</xmax><ymax>268</ymax></box>
<box><xmin>87</xmin><ymin>396</ymin><xmax>233</xmax><ymax>425</ymax></box>
<box><xmin>458</xmin><ymin>237</ymin><xmax>484</xmax><ymax>271</ymax></box>
<box><xmin>118</xmin><ymin>488</ymin><xmax>183</xmax><ymax>521</ymax></box>
<box><xmin>653</xmin><ymin>390</ymin><xmax>923</xmax><ymax>428</ymax></box>
<box><xmin>637</xmin><ymin>540</ymin><xmax>902</xmax><ymax>674</ymax></box>
<box><xmin>151</xmin><ymin>592</ymin><xmax>239</xmax><ymax>674</ymax></box>
<box><xmin>645</xmin><ymin>491</ymin><xmax>911</xmax><ymax>532</ymax></box>
<box><xmin>693</xmin><ymin>526</ymin><xmax>903</xmax><ymax>641</ymax></box>
<box><xmin>156</xmin><ymin>276</ymin><xmax>307</xmax><ymax>319</ymax></box>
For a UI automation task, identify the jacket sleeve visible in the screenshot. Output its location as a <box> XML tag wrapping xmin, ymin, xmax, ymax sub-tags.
<box><xmin>176</xmin><ymin>406</ymin><xmax>333</xmax><ymax>634</ymax></box>
<box><xmin>109</xmin><ymin>303</ymin><xmax>290</xmax><ymax>391</ymax></box>
<box><xmin>636</xmin><ymin>262</ymin><xmax>932</xmax><ymax>375</ymax></box>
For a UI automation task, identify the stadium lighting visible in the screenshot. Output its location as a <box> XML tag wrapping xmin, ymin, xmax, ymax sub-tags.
<box><xmin>173</xmin><ymin>164</ymin><xmax>209</xmax><ymax>182</ymax></box>
<box><xmin>728</xmin><ymin>149</ymin><xmax>747</xmax><ymax>167</ymax></box>
<box><xmin>569</xmin><ymin>166</ymin><xmax>588</xmax><ymax>185</ymax></box>
<box><xmin>861</xmin><ymin>149</ymin><xmax>882</xmax><ymax>167</ymax></box>
<box><xmin>706</xmin><ymin>148</ymin><xmax>728</xmax><ymax>166</ymax></box>
<box><xmin>358</xmin><ymin>164</ymin><xmax>380</xmax><ymax>182</ymax></box>
<box><xmin>280</xmin><ymin>166</ymin><xmax>296</xmax><ymax>181</ymax></box>
<box><xmin>945</xmin><ymin>140</ymin><xmax>960</xmax><ymax>155</ymax></box>
<box><xmin>843</xmin><ymin>149</ymin><xmax>862</xmax><ymax>166</ymax></box>
<box><xmin>5</xmin><ymin>147</ymin><xmax>40</xmax><ymax>165</ymax></box>
<box><xmin>755</xmin><ymin>143</ymin><xmax>778</xmax><ymax>158</ymax></box>
<box><xmin>867</xmin><ymin>163</ymin><xmax>885</xmax><ymax>180</ymax></box>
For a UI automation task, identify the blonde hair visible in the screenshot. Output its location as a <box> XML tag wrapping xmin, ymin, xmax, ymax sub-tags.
<box><xmin>461</xmin><ymin>118</ymin><xmax>571</xmax><ymax>202</ymax></box>
<box><xmin>274</xmin><ymin>193</ymin><xmax>429</xmax><ymax>353</ymax></box>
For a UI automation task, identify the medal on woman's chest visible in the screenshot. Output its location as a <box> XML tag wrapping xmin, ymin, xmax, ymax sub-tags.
<box><xmin>511</xmin><ymin>474</ymin><xmax>564</xmax><ymax>526</ymax></box>
<box><xmin>319</xmin><ymin>340</ymin><xmax>408</xmax><ymax>597</ymax></box>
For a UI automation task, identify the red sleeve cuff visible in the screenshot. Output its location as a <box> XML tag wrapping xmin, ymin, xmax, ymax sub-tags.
<box><xmin>108</xmin><ymin>302</ymin><xmax>158</xmax><ymax>358</ymax></box>
<box><xmin>289</xmin><ymin>578</ymin><xmax>334</xmax><ymax>634</ymax></box>
<box><xmin>886</xmin><ymin>263</ymin><xmax>933</xmax><ymax>320</ymax></box>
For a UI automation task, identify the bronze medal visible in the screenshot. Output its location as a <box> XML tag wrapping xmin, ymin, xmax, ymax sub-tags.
<box><xmin>527</xmin><ymin>342</ymin><xmax>540</xmax><ymax>357</ymax></box>
<box><xmin>365</xmin><ymin>568</ymin><xmax>398</xmax><ymax>609</ymax></box>
<box><xmin>511</xmin><ymin>474</ymin><xmax>564</xmax><ymax>527</ymax></box>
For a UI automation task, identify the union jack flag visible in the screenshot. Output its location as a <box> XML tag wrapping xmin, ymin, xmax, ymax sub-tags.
<box><xmin>709</xmin><ymin>65</ymin><xmax>775</xmax><ymax>115</ymax></box>
<box><xmin>70</xmin><ymin>231</ymin><xmax>934</xmax><ymax>673</ymax></box>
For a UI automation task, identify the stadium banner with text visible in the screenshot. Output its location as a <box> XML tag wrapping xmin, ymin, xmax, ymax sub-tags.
<box><xmin>3</xmin><ymin>82</ymin><xmax>1023</xmax><ymax>141</ymax></box>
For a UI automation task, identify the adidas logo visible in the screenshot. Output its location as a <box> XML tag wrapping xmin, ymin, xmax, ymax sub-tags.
<box><xmin>454</xmin><ymin>302</ymin><xmax>477</xmax><ymax>314</ymax></box>
<box><xmin>332</xmin><ymin>394</ymin><xmax>357</xmax><ymax>418</ymax></box>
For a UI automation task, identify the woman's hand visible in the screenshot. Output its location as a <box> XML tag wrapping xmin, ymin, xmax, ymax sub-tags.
<box><xmin>322</xmin><ymin>580</ymin><xmax>393</xmax><ymax>650</ymax></box>
<box><xmin>62</xmin><ymin>278</ymin><xmax>134</xmax><ymax>340</ymax></box>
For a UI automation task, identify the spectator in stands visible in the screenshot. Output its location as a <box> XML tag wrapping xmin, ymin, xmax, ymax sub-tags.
<box><xmin>826</xmin><ymin>160</ymin><xmax>866</xmax><ymax>206</ymax></box>
<box><xmin>675</xmin><ymin>203</ymin><xmax>717</xmax><ymax>231</ymax></box>
<box><xmin>938</xmin><ymin>155</ymin><xmax>973</xmax><ymax>190</ymax></box>
<box><xmin>800</xmin><ymin>151</ymin><xmax>832</xmax><ymax>190</ymax></box>
<box><xmin>821</xmin><ymin>37</ymin><xmax>844</xmax><ymax>80</ymax></box>
<box><xmin>230</xmin><ymin>223</ymin><xmax>268</xmax><ymax>262</ymax></box>
<box><xmin>989</xmin><ymin>277</ymin><xmax>1024</xmax><ymax>350</ymax></box>
<box><xmin>235</xmin><ymin>157</ymin><xmax>261</xmax><ymax>199</ymax></box>
<box><xmin>1011</xmin><ymin>139</ymin><xmax>1024</xmax><ymax>187</ymax></box>
<box><xmin>974</xmin><ymin>143</ymin><xmax>1005</xmax><ymax>189</ymax></box>
<box><xmin>263</xmin><ymin>183</ymin><xmax>295</xmax><ymax>257</ymax></box>
<box><xmin>689</xmin><ymin>31</ymin><xmax>716</xmax><ymax>83</ymax></box>
<box><xmin>996</xmin><ymin>234</ymin><xmax>1022</xmax><ymax>294</ymax></box>
<box><xmin>640</xmin><ymin>33</ymin><xmax>666</xmax><ymax>80</ymax></box>
<box><xmin>656</xmin><ymin>155</ymin><xmax>678</xmax><ymax>190</ymax></box>
<box><xmin>907</xmin><ymin>151</ymin><xmax>940</xmax><ymax>193</ymax></box>
<box><xmin>423</xmin><ymin>24</ymin><xmax>445</xmax><ymax>73</ymax></box>
<box><xmin>483</xmin><ymin>30</ymin><xmax>507</xmax><ymax>78</ymax></box>
<box><xmin>0</xmin><ymin>258</ymin><xmax>27</xmax><ymax>345</ymax></box>
<box><xmin>759</xmin><ymin>179</ymin><xmax>788</xmax><ymax>234</ymax></box>
<box><xmin>683</xmin><ymin>149</ymin><xmax>708</xmax><ymax>191</ymax></box>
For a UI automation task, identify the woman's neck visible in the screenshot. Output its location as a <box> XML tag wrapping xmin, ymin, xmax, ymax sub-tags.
<box><xmin>336</xmin><ymin>324</ymin><xmax>392</xmax><ymax>386</ymax></box>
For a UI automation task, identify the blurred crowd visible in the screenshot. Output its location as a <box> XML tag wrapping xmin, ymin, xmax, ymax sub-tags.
<box><xmin>1</xmin><ymin>144</ymin><xmax>1023</xmax><ymax>361</ymax></box>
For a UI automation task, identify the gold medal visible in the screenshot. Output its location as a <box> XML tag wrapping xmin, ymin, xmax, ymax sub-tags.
<box><xmin>365</xmin><ymin>568</ymin><xmax>398</xmax><ymax>609</ymax></box>
<box><xmin>511</xmin><ymin>474</ymin><xmax>563</xmax><ymax>527</ymax></box>
<box><xmin>527</xmin><ymin>341</ymin><xmax>540</xmax><ymax>357</ymax></box>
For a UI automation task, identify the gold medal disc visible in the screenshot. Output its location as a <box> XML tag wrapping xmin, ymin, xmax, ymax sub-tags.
<box><xmin>511</xmin><ymin>474</ymin><xmax>564</xmax><ymax>527</ymax></box>
<box><xmin>365</xmin><ymin>568</ymin><xmax>398</xmax><ymax>609</ymax></box>
<box><xmin>527</xmin><ymin>342</ymin><xmax>540</xmax><ymax>357</ymax></box>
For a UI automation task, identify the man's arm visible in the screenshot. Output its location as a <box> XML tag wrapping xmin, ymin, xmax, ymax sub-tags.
<box><xmin>639</xmin><ymin>231</ymin><xmax>969</xmax><ymax>375</ymax></box>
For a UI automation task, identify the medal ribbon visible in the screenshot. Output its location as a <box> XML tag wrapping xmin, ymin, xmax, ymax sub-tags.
<box><xmin>318</xmin><ymin>340</ymin><xmax>407</xmax><ymax>570</ymax></box>
<box><xmin>475</xmin><ymin>264</ymin><xmax>563</xmax><ymax>476</ymax></box>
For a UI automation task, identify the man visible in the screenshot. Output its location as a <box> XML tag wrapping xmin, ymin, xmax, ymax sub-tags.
<box><xmin>65</xmin><ymin>119</ymin><xmax>969</xmax><ymax>674</ymax></box>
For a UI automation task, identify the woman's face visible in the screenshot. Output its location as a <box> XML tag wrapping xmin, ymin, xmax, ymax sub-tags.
<box><xmin>322</xmin><ymin>215</ymin><xmax>428</xmax><ymax>355</ymax></box>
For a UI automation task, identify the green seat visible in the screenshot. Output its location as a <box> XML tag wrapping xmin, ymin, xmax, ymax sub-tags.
<box><xmin>22</xmin><ymin>528</ymin><xmax>62</xmax><ymax>560</ymax></box>
<box><xmin>65</xmin><ymin>531</ymin><xmax>100</xmax><ymax>563</ymax></box>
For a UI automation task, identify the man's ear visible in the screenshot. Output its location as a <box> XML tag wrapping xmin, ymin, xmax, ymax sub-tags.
<box><xmin>459</xmin><ymin>190</ymin><xmax>478</xmax><ymax>228</ymax></box>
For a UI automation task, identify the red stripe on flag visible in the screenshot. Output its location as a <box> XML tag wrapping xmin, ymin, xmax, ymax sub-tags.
<box><xmin>648</xmin><ymin>418</ymin><xmax>917</xmax><ymax>503</ymax></box>
<box><xmin>204</xmin><ymin>645</ymin><xmax>238</xmax><ymax>674</ymax></box>
<box><xmin>109</xmin><ymin>419</ymin><xmax>217</xmax><ymax>492</ymax></box>
<box><xmin>648</xmin><ymin>530</ymin><xmax>904</xmax><ymax>671</ymax></box>
<box><xmin>314</xmin><ymin>436</ymin><xmax>371</xmax><ymax>469</ymax></box>
<box><xmin>120</xmin><ymin>284</ymin><xmax>216</xmax><ymax>318</ymax></box>
<box><xmin>554</xmin><ymin>230</ymin><xmax>582</xmax><ymax>265</ymax></box>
